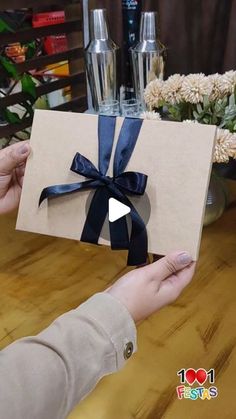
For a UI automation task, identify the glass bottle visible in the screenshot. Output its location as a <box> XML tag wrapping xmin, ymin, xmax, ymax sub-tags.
<box><xmin>85</xmin><ymin>9</ymin><xmax>119</xmax><ymax>112</ymax></box>
<box><xmin>130</xmin><ymin>11</ymin><xmax>165</xmax><ymax>109</ymax></box>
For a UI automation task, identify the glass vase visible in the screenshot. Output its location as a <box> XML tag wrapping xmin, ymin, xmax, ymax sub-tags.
<box><xmin>203</xmin><ymin>171</ymin><xmax>228</xmax><ymax>226</ymax></box>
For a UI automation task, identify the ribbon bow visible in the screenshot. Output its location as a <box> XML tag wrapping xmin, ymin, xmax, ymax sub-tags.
<box><xmin>39</xmin><ymin>116</ymin><xmax>148</xmax><ymax>265</ymax></box>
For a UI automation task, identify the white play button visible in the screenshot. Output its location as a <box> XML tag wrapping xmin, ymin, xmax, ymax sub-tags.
<box><xmin>108</xmin><ymin>198</ymin><xmax>130</xmax><ymax>223</ymax></box>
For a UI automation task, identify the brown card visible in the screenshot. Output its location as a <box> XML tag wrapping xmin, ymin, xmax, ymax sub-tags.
<box><xmin>16</xmin><ymin>110</ymin><xmax>216</xmax><ymax>260</ymax></box>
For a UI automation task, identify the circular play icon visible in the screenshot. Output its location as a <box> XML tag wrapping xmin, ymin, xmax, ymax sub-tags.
<box><xmin>85</xmin><ymin>191</ymin><xmax>151</xmax><ymax>242</ymax></box>
<box><xmin>108</xmin><ymin>198</ymin><xmax>131</xmax><ymax>222</ymax></box>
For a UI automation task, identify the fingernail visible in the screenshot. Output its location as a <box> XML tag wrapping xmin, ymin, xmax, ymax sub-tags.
<box><xmin>19</xmin><ymin>144</ymin><xmax>29</xmax><ymax>154</ymax></box>
<box><xmin>178</xmin><ymin>252</ymin><xmax>192</xmax><ymax>265</ymax></box>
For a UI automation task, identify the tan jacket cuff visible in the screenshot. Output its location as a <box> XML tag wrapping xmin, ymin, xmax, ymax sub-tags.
<box><xmin>77</xmin><ymin>292</ymin><xmax>137</xmax><ymax>370</ymax></box>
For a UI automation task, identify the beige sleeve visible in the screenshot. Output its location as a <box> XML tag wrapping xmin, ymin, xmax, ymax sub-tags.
<box><xmin>0</xmin><ymin>292</ymin><xmax>137</xmax><ymax>419</ymax></box>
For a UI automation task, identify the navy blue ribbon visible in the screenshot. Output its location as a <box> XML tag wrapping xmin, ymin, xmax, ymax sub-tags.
<box><xmin>39</xmin><ymin>116</ymin><xmax>148</xmax><ymax>265</ymax></box>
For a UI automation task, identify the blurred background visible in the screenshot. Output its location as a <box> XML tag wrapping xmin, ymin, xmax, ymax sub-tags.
<box><xmin>90</xmin><ymin>0</ymin><xmax>236</xmax><ymax>78</ymax></box>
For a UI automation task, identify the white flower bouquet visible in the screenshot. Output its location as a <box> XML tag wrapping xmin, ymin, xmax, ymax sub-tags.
<box><xmin>143</xmin><ymin>71</ymin><xmax>236</xmax><ymax>164</ymax></box>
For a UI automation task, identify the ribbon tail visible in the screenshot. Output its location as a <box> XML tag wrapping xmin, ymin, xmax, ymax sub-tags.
<box><xmin>109</xmin><ymin>216</ymin><xmax>129</xmax><ymax>250</ymax></box>
<box><xmin>123</xmin><ymin>197</ymin><xmax>148</xmax><ymax>266</ymax></box>
<box><xmin>81</xmin><ymin>187</ymin><xmax>108</xmax><ymax>245</ymax></box>
<box><xmin>128</xmin><ymin>216</ymin><xmax>148</xmax><ymax>266</ymax></box>
<box><xmin>39</xmin><ymin>180</ymin><xmax>98</xmax><ymax>206</ymax></box>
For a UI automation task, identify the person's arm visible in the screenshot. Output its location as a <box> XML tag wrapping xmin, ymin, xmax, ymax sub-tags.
<box><xmin>0</xmin><ymin>292</ymin><xmax>136</xmax><ymax>419</ymax></box>
<box><xmin>0</xmin><ymin>251</ymin><xmax>194</xmax><ymax>419</ymax></box>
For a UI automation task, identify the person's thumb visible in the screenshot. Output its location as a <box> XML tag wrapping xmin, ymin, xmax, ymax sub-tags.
<box><xmin>0</xmin><ymin>141</ymin><xmax>30</xmax><ymax>175</ymax></box>
<box><xmin>142</xmin><ymin>251</ymin><xmax>193</xmax><ymax>281</ymax></box>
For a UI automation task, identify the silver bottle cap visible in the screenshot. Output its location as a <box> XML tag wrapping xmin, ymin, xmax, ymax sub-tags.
<box><xmin>140</xmin><ymin>11</ymin><xmax>157</xmax><ymax>41</ymax></box>
<box><xmin>90</xmin><ymin>9</ymin><xmax>109</xmax><ymax>40</ymax></box>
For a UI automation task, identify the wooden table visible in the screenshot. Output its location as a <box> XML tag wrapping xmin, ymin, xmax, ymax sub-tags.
<box><xmin>0</xmin><ymin>203</ymin><xmax>235</xmax><ymax>419</ymax></box>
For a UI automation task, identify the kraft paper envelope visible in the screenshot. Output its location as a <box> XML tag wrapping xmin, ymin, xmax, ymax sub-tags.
<box><xmin>16</xmin><ymin>110</ymin><xmax>216</xmax><ymax>260</ymax></box>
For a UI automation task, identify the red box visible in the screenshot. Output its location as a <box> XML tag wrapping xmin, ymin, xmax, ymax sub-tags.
<box><xmin>32</xmin><ymin>11</ymin><xmax>68</xmax><ymax>55</ymax></box>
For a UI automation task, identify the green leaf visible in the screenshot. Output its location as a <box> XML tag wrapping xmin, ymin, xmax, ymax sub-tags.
<box><xmin>229</xmin><ymin>93</ymin><xmax>235</xmax><ymax>107</ymax></box>
<box><xmin>211</xmin><ymin>115</ymin><xmax>218</xmax><ymax>125</ymax></box>
<box><xmin>196</xmin><ymin>103</ymin><xmax>203</xmax><ymax>114</ymax></box>
<box><xmin>203</xmin><ymin>95</ymin><xmax>210</xmax><ymax>108</ymax></box>
<box><xmin>0</xmin><ymin>18</ymin><xmax>14</xmax><ymax>33</ymax></box>
<box><xmin>219</xmin><ymin>121</ymin><xmax>225</xmax><ymax>128</ymax></box>
<box><xmin>167</xmin><ymin>105</ymin><xmax>182</xmax><ymax>121</ymax></box>
<box><xmin>25</xmin><ymin>41</ymin><xmax>36</xmax><ymax>59</ymax></box>
<box><xmin>193</xmin><ymin>111</ymin><xmax>200</xmax><ymax>120</ymax></box>
<box><xmin>21</xmin><ymin>74</ymin><xmax>37</xmax><ymax>99</ymax></box>
<box><xmin>0</xmin><ymin>56</ymin><xmax>19</xmax><ymax>79</ymax></box>
<box><xmin>222</xmin><ymin>96</ymin><xmax>228</xmax><ymax>107</ymax></box>
<box><xmin>224</xmin><ymin>104</ymin><xmax>236</xmax><ymax>122</ymax></box>
<box><xmin>3</xmin><ymin>108</ymin><xmax>21</xmax><ymax>124</ymax></box>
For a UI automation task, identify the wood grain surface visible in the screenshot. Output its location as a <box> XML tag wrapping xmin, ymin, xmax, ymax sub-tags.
<box><xmin>0</xmin><ymin>205</ymin><xmax>235</xmax><ymax>419</ymax></box>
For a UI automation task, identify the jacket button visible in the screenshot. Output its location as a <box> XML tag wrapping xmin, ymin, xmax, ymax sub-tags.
<box><xmin>123</xmin><ymin>342</ymin><xmax>133</xmax><ymax>360</ymax></box>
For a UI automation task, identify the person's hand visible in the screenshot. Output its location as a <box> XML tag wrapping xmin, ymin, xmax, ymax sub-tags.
<box><xmin>0</xmin><ymin>141</ymin><xmax>30</xmax><ymax>214</ymax></box>
<box><xmin>106</xmin><ymin>251</ymin><xmax>195</xmax><ymax>323</ymax></box>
